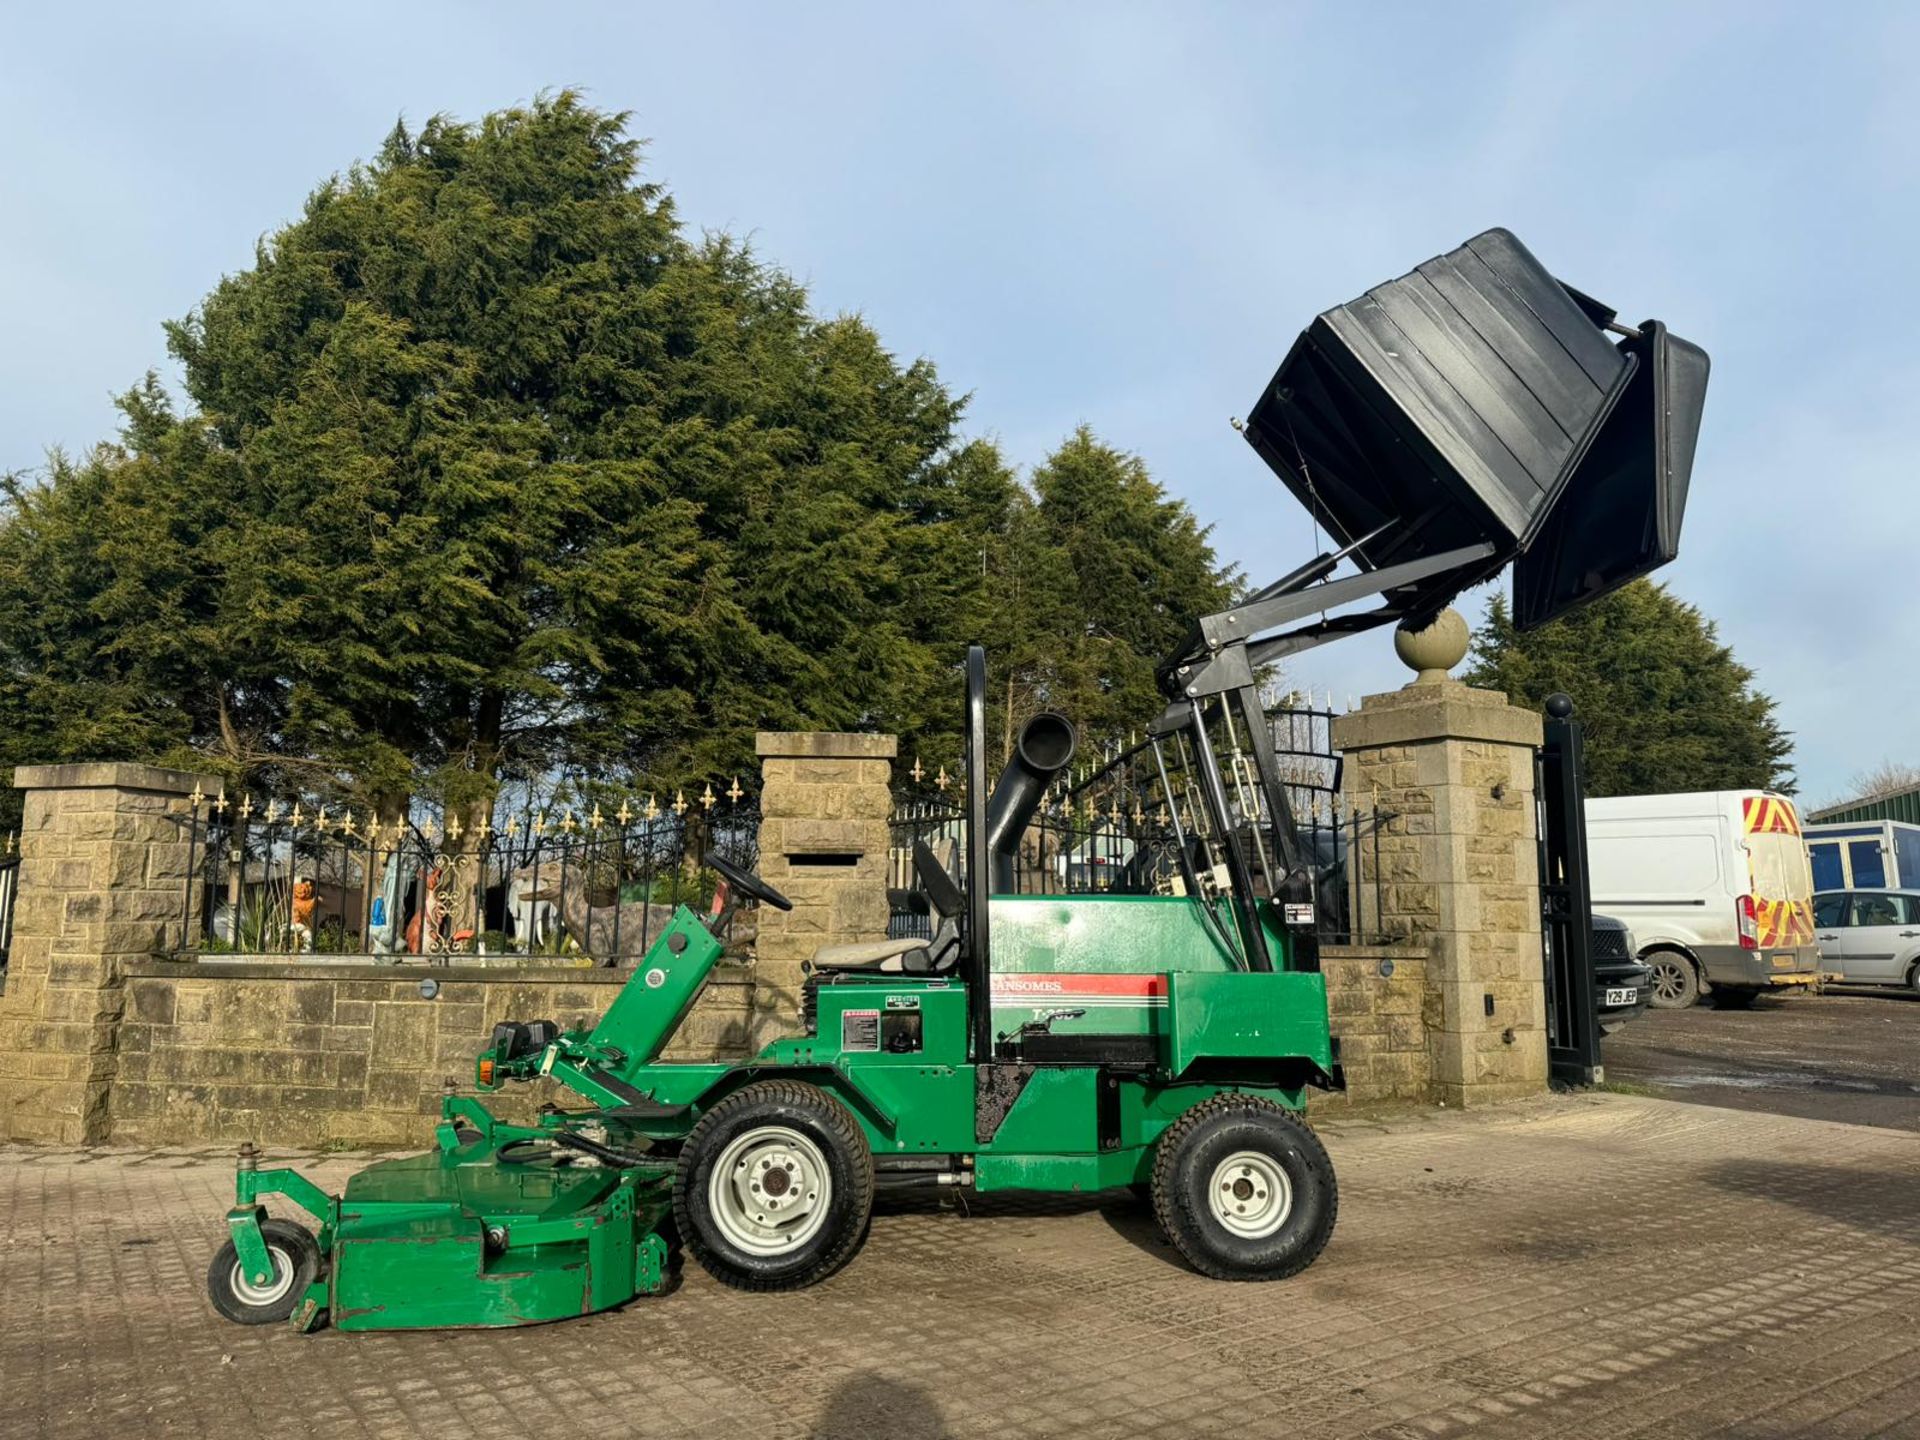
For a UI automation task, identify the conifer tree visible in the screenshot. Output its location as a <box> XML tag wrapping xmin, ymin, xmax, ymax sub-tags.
<box><xmin>1464</xmin><ymin>580</ymin><xmax>1795</xmax><ymax>795</ymax></box>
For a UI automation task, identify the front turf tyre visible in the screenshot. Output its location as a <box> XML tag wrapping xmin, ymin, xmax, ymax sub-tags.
<box><xmin>673</xmin><ymin>1080</ymin><xmax>873</xmax><ymax>1292</ymax></box>
<box><xmin>1645</xmin><ymin>951</ymin><xmax>1700</xmax><ymax>1010</ymax></box>
<box><xmin>1151</xmin><ymin>1094</ymin><xmax>1337</xmax><ymax>1281</ymax></box>
<box><xmin>207</xmin><ymin>1218</ymin><xmax>321</xmax><ymax>1325</ymax></box>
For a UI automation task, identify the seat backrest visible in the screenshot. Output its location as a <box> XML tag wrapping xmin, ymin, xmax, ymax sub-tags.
<box><xmin>914</xmin><ymin>839</ymin><xmax>965</xmax><ymax>920</ymax></box>
<box><xmin>903</xmin><ymin>914</ymin><xmax>962</xmax><ymax>975</ymax></box>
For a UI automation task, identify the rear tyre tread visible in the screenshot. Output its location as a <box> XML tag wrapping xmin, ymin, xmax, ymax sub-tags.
<box><xmin>673</xmin><ymin>1079</ymin><xmax>873</xmax><ymax>1293</ymax></box>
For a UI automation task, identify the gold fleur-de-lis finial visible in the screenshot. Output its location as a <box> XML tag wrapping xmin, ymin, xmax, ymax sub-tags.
<box><xmin>4</xmin><ymin>832</ymin><xmax>14</xmax><ymax>855</ymax></box>
<box><xmin>264</xmin><ymin>798</ymin><xmax>281</xmax><ymax>825</ymax></box>
<box><xmin>314</xmin><ymin>806</ymin><xmax>330</xmax><ymax>834</ymax></box>
<box><xmin>671</xmin><ymin>789</ymin><xmax>688</xmax><ymax>817</ymax></box>
<box><xmin>1132</xmin><ymin>802</ymin><xmax>1145</xmax><ymax>826</ymax></box>
<box><xmin>727</xmin><ymin>775</ymin><xmax>743</xmax><ymax>803</ymax></box>
<box><xmin>447</xmin><ymin>812</ymin><xmax>463</xmax><ymax>842</ymax></box>
<box><xmin>238</xmin><ymin>794</ymin><xmax>254</xmax><ymax>820</ymax></box>
<box><xmin>560</xmin><ymin>810</ymin><xmax>578</xmax><ymax>836</ymax></box>
<box><xmin>701</xmin><ymin>783</ymin><xmax>716</xmax><ymax>812</ymax></box>
<box><xmin>911</xmin><ymin>756</ymin><xmax>925</xmax><ymax>783</ymax></box>
<box><xmin>589</xmin><ymin>803</ymin><xmax>604</xmax><ymax>832</ymax></box>
<box><xmin>505</xmin><ymin>815</ymin><xmax>521</xmax><ymax>838</ymax></box>
<box><xmin>189</xmin><ymin>782</ymin><xmax>204</xmax><ymax>810</ymax></box>
<box><xmin>341</xmin><ymin>810</ymin><xmax>357</xmax><ymax>839</ymax></box>
<box><xmin>290</xmin><ymin>802</ymin><xmax>305</xmax><ymax>828</ymax></box>
<box><xmin>212</xmin><ymin>789</ymin><xmax>228</xmax><ymax>817</ymax></box>
<box><xmin>645</xmin><ymin>793</ymin><xmax>660</xmax><ymax>821</ymax></box>
<box><xmin>935</xmin><ymin>766</ymin><xmax>949</xmax><ymax>791</ymax></box>
<box><xmin>477</xmin><ymin>814</ymin><xmax>493</xmax><ymax>843</ymax></box>
<box><xmin>365</xmin><ymin>813</ymin><xmax>382</xmax><ymax>843</ymax></box>
<box><xmin>532</xmin><ymin>812</ymin><xmax>547</xmax><ymax>837</ymax></box>
<box><xmin>616</xmin><ymin>798</ymin><xmax>633</xmax><ymax>827</ymax></box>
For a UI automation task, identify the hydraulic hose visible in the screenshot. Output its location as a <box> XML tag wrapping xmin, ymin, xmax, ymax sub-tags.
<box><xmin>497</xmin><ymin>1131</ymin><xmax>653</xmax><ymax>1169</ymax></box>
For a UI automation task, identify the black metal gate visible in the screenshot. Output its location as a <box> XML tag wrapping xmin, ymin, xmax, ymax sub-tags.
<box><xmin>1537</xmin><ymin>694</ymin><xmax>1601</xmax><ymax>1085</ymax></box>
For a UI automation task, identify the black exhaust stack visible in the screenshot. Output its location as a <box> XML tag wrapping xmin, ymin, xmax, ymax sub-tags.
<box><xmin>985</xmin><ymin>713</ymin><xmax>1078</xmax><ymax>894</ymax></box>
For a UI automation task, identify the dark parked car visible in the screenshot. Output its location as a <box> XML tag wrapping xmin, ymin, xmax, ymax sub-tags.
<box><xmin>1593</xmin><ymin>913</ymin><xmax>1652</xmax><ymax>1033</ymax></box>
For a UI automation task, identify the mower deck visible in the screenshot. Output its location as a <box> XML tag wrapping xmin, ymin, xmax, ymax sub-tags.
<box><xmin>327</xmin><ymin>1143</ymin><xmax>674</xmax><ymax>1331</ymax></box>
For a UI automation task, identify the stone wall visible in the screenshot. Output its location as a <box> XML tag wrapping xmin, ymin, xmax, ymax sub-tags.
<box><xmin>750</xmin><ymin>731</ymin><xmax>895</xmax><ymax>1046</ymax></box>
<box><xmin>0</xmin><ymin>763</ymin><xmax>213</xmax><ymax>1143</ymax></box>
<box><xmin>1318</xmin><ymin>943</ymin><xmax>1435</xmax><ymax>1108</ymax></box>
<box><xmin>110</xmin><ymin>963</ymin><xmax>755</xmax><ymax>1148</ymax></box>
<box><xmin>1333</xmin><ymin>678</ymin><xmax>1548</xmax><ymax>1107</ymax></box>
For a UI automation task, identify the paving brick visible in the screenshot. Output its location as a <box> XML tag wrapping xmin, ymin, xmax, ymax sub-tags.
<box><xmin>3</xmin><ymin>1093</ymin><xmax>1916</xmax><ymax>1439</ymax></box>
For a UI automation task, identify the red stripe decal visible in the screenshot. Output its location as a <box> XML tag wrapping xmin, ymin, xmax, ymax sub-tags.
<box><xmin>991</xmin><ymin>973</ymin><xmax>1167</xmax><ymax>998</ymax></box>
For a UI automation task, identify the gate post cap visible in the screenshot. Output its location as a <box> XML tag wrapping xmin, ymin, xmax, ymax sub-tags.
<box><xmin>1393</xmin><ymin>607</ymin><xmax>1470</xmax><ymax>685</ymax></box>
<box><xmin>1545</xmin><ymin>693</ymin><xmax>1574</xmax><ymax>719</ymax></box>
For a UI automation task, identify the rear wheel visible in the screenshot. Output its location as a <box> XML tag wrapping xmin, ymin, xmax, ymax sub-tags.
<box><xmin>206</xmin><ymin>1218</ymin><xmax>320</xmax><ymax>1325</ymax></box>
<box><xmin>1151</xmin><ymin>1094</ymin><xmax>1336</xmax><ymax>1281</ymax></box>
<box><xmin>673</xmin><ymin>1080</ymin><xmax>873</xmax><ymax>1292</ymax></box>
<box><xmin>1645</xmin><ymin>951</ymin><xmax>1700</xmax><ymax>1010</ymax></box>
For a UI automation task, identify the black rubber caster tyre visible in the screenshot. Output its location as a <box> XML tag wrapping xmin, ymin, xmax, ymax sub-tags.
<box><xmin>1645</xmin><ymin>952</ymin><xmax>1700</xmax><ymax>1010</ymax></box>
<box><xmin>673</xmin><ymin>1080</ymin><xmax>873</xmax><ymax>1292</ymax></box>
<box><xmin>207</xmin><ymin>1217</ymin><xmax>321</xmax><ymax>1325</ymax></box>
<box><xmin>1711</xmin><ymin>985</ymin><xmax>1762</xmax><ymax>1009</ymax></box>
<box><xmin>1151</xmin><ymin>1094</ymin><xmax>1337</xmax><ymax>1281</ymax></box>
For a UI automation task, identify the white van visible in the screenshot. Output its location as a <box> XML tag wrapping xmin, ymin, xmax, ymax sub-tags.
<box><xmin>1584</xmin><ymin>790</ymin><xmax>1821</xmax><ymax>1009</ymax></box>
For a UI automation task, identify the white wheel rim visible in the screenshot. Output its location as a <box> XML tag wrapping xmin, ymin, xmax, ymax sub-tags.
<box><xmin>708</xmin><ymin>1125</ymin><xmax>833</xmax><ymax>1257</ymax></box>
<box><xmin>229</xmin><ymin>1244</ymin><xmax>296</xmax><ymax>1306</ymax></box>
<box><xmin>1207</xmin><ymin>1150</ymin><xmax>1294</xmax><ymax>1239</ymax></box>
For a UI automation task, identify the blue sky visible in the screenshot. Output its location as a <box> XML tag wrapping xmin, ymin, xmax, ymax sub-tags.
<box><xmin>3</xmin><ymin>2</ymin><xmax>1913</xmax><ymax>802</ymax></box>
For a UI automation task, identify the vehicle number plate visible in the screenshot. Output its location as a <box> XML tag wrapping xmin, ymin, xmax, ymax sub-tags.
<box><xmin>1603</xmin><ymin>987</ymin><xmax>1637</xmax><ymax>1007</ymax></box>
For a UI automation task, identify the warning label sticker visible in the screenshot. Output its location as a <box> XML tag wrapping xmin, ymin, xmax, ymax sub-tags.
<box><xmin>841</xmin><ymin>1009</ymin><xmax>880</xmax><ymax>1052</ymax></box>
<box><xmin>1284</xmin><ymin>903</ymin><xmax>1315</xmax><ymax>926</ymax></box>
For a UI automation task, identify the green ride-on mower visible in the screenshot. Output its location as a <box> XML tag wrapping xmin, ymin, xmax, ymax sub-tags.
<box><xmin>208</xmin><ymin>228</ymin><xmax>1707</xmax><ymax>1331</ymax></box>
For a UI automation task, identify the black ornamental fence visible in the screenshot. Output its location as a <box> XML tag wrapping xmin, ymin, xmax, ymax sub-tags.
<box><xmin>170</xmin><ymin>781</ymin><xmax>760</xmax><ymax>967</ymax></box>
<box><xmin>887</xmin><ymin>704</ymin><xmax>1403</xmax><ymax>946</ymax></box>
<box><xmin>0</xmin><ymin>834</ymin><xmax>17</xmax><ymax>981</ymax></box>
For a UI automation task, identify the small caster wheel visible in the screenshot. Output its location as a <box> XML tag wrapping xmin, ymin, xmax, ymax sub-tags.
<box><xmin>207</xmin><ymin>1218</ymin><xmax>321</xmax><ymax>1325</ymax></box>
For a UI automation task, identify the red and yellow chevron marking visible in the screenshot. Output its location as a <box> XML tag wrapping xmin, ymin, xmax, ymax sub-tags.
<box><xmin>1741</xmin><ymin>794</ymin><xmax>1802</xmax><ymax>837</ymax></box>
<box><xmin>1753</xmin><ymin>896</ymin><xmax>1815</xmax><ymax>948</ymax></box>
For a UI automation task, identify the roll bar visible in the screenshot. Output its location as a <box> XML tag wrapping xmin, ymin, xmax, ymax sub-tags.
<box><xmin>963</xmin><ymin>645</ymin><xmax>992</xmax><ymax>1063</ymax></box>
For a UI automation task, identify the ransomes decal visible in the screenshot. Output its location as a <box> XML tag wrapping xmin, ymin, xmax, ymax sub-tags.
<box><xmin>990</xmin><ymin>973</ymin><xmax>1168</xmax><ymax>1009</ymax></box>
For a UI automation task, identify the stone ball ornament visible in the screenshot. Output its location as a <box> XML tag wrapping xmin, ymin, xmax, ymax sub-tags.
<box><xmin>1393</xmin><ymin>606</ymin><xmax>1470</xmax><ymax>684</ymax></box>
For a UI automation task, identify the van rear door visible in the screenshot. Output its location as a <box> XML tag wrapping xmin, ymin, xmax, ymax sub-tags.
<box><xmin>1740</xmin><ymin>795</ymin><xmax>1816</xmax><ymax>953</ymax></box>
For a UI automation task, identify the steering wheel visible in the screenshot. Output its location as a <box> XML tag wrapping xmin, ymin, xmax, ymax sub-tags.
<box><xmin>707</xmin><ymin>852</ymin><xmax>793</xmax><ymax>912</ymax></box>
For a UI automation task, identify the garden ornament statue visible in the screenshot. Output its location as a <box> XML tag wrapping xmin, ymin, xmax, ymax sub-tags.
<box><xmin>290</xmin><ymin>877</ymin><xmax>316</xmax><ymax>953</ymax></box>
<box><xmin>510</xmin><ymin>864</ymin><xmax>706</xmax><ymax>965</ymax></box>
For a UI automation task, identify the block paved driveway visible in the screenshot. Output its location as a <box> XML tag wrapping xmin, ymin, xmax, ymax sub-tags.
<box><xmin>3</xmin><ymin>1093</ymin><xmax>1918</xmax><ymax>1440</ymax></box>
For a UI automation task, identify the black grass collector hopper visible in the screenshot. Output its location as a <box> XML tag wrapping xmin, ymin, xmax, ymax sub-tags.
<box><xmin>208</xmin><ymin>229</ymin><xmax>1706</xmax><ymax>1332</ymax></box>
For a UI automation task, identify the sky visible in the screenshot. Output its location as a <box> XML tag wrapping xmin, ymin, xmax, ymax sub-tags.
<box><xmin>3</xmin><ymin>2</ymin><xmax>1914</xmax><ymax>804</ymax></box>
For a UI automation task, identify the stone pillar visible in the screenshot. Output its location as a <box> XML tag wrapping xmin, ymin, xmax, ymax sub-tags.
<box><xmin>1331</xmin><ymin>612</ymin><xmax>1547</xmax><ymax>1107</ymax></box>
<box><xmin>0</xmin><ymin>763</ymin><xmax>216</xmax><ymax>1143</ymax></box>
<box><xmin>751</xmin><ymin>733</ymin><xmax>896</xmax><ymax>1046</ymax></box>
